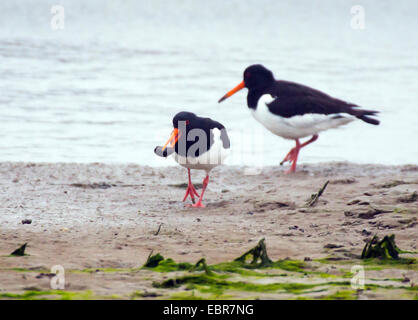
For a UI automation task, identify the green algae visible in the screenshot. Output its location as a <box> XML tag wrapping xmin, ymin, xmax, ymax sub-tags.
<box><xmin>3</xmin><ymin>238</ymin><xmax>415</xmax><ymax>300</ymax></box>
<box><xmin>361</xmin><ymin>234</ymin><xmax>402</xmax><ymax>259</ymax></box>
<box><xmin>271</xmin><ymin>260</ymin><xmax>306</xmax><ymax>273</ymax></box>
<box><xmin>211</xmin><ymin>261</ymin><xmax>287</xmax><ymax>277</ymax></box>
<box><xmin>153</xmin><ymin>273</ymin><xmax>320</xmax><ymax>295</ymax></box>
<box><xmin>320</xmin><ymin>290</ymin><xmax>357</xmax><ymax>300</ymax></box>
<box><xmin>316</xmin><ymin>256</ymin><xmax>417</xmax><ymax>271</ymax></box>
<box><xmin>234</xmin><ymin>238</ymin><xmax>273</xmax><ymax>268</ymax></box>
<box><xmin>360</xmin><ymin>257</ymin><xmax>417</xmax><ymax>270</ymax></box>
<box><xmin>194</xmin><ymin>258</ymin><xmax>213</xmax><ymax>276</ymax></box>
<box><xmin>0</xmin><ymin>290</ymin><xmax>53</xmax><ymax>299</ymax></box>
<box><xmin>144</xmin><ymin>252</ymin><xmax>164</xmax><ymax>267</ymax></box>
<box><xmin>152</xmin><ymin>271</ymin><xmax>355</xmax><ymax>296</ymax></box>
<box><xmin>0</xmin><ymin>290</ymin><xmax>95</xmax><ymax>300</ymax></box>
<box><xmin>148</xmin><ymin>258</ymin><xmax>194</xmax><ymax>272</ymax></box>
<box><xmin>297</xmin><ymin>289</ymin><xmax>357</xmax><ymax>300</ymax></box>
<box><xmin>150</xmin><ymin>255</ymin><xmax>415</xmax><ymax>298</ymax></box>
<box><xmin>271</xmin><ymin>260</ymin><xmax>338</xmax><ymax>279</ymax></box>
<box><xmin>143</xmin><ymin>252</ymin><xmax>194</xmax><ymax>272</ymax></box>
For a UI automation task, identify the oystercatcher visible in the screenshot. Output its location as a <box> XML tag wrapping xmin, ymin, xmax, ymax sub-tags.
<box><xmin>218</xmin><ymin>64</ymin><xmax>379</xmax><ymax>173</ymax></box>
<box><xmin>154</xmin><ymin>111</ymin><xmax>230</xmax><ymax>207</ymax></box>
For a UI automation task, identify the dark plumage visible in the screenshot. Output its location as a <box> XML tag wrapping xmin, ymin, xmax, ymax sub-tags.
<box><xmin>218</xmin><ymin>64</ymin><xmax>380</xmax><ymax>173</ymax></box>
<box><xmin>172</xmin><ymin>112</ymin><xmax>230</xmax><ymax>157</ymax></box>
<box><xmin>243</xmin><ymin>65</ymin><xmax>379</xmax><ymax>125</ymax></box>
<box><xmin>155</xmin><ymin>111</ymin><xmax>230</xmax><ymax>207</ymax></box>
<box><xmin>263</xmin><ymin>81</ymin><xmax>379</xmax><ymax>125</ymax></box>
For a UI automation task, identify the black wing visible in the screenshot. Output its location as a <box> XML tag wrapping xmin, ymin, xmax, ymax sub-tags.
<box><xmin>175</xmin><ymin>116</ymin><xmax>231</xmax><ymax>157</ymax></box>
<box><xmin>265</xmin><ymin>80</ymin><xmax>379</xmax><ymax>125</ymax></box>
<box><xmin>201</xmin><ymin>117</ymin><xmax>231</xmax><ymax>149</ymax></box>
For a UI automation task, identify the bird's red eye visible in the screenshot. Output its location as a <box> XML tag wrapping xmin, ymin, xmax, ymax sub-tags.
<box><xmin>185</xmin><ymin>120</ymin><xmax>190</xmax><ymax>125</ymax></box>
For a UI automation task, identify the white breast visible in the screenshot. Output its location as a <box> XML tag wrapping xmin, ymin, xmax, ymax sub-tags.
<box><xmin>174</xmin><ymin>128</ymin><xmax>229</xmax><ymax>173</ymax></box>
<box><xmin>250</xmin><ymin>94</ymin><xmax>355</xmax><ymax>140</ymax></box>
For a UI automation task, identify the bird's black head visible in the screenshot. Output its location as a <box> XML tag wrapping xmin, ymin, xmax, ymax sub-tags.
<box><xmin>218</xmin><ymin>64</ymin><xmax>274</xmax><ymax>103</ymax></box>
<box><xmin>243</xmin><ymin>64</ymin><xmax>274</xmax><ymax>91</ymax></box>
<box><xmin>172</xmin><ymin>111</ymin><xmax>196</xmax><ymax>129</ymax></box>
<box><xmin>158</xmin><ymin>111</ymin><xmax>196</xmax><ymax>152</ymax></box>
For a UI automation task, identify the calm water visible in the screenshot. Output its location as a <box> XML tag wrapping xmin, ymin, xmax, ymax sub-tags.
<box><xmin>0</xmin><ymin>0</ymin><xmax>417</xmax><ymax>166</ymax></box>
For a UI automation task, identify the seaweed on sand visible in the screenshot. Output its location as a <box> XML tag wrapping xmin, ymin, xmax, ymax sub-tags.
<box><xmin>306</xmin><ymin>181</ymin><xmax>329</xmax><ymax>207</ymax></box>
<box><xmin>193</xmin><ymin>258</ymin><xmax>213</xmax><ymax>276</ymax></box>
<box><xmin>234</xmin><ymin>238</ymin><xmax>273</xmax><ymax>268</ymax></box>
<box><xmin>143</xmin><ymin>251</ymin><xmax>164</xmax><ymax>268</ymax></box>
<box><xmin>361</xmin><ymin>234</ymin><xmax>402</xmax><ymax>259</ymax></box>
<box><xmin>143</xmin><ymin>252</ymin><xmax>194</xmax><ymax>272</ymax></box>
<box><xmin>10</xmin><ymin>243</ymin><xmax>27</xmax><ymax>256</ymax></box>
<box><xmin>147</xmin><ymin>238</ymin><xmax>416</xmax><ymax>298</ymax></box>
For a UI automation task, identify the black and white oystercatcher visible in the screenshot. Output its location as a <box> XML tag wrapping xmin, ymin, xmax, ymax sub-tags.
<box><xmin>154</xmin><ymin>111</ymin><xmax>230</xmax><ymax>207</ymax></box>
<box><xmin>218</xmin><ymin>64</ymin><xmax>379</xmax><ymax>173</ymax></box>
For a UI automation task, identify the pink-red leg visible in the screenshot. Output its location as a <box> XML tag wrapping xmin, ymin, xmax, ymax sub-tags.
<box><xmin>183</xmin><ymin>169</ymin><xmax>200</xmax><ymax>203</ymax></box>
<box><xmin>281</xmin><ymin>134</ymin><xmax>319</xmax><ymax>173</ymax></box>
<box><xmin>300</xmin><ymin>134</ymin><xmax>318</xmax><ymax>148</ymax></box>
<box><xmin>280</xmin><ymin>144</ymin><xmax>299</xmax><ymax>166</ymax></box>
<box><xmin>191</xmin><ymin>174</ymin><xmax>209</xmax><ymax>208</ymax></box>
<box><xmin>284</xmin><ymin>139</ymin><xmax>301</xmax><ymax>174</ymax></box>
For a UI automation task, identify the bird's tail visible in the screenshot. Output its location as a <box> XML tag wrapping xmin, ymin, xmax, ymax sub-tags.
<box><xmin>359</xmin><ymin>114</ymin><xmax>380</xmax><ymax>125</ymax></box>
<box><xmin>349</xmin><ymin>105</ymin><xmax>380</xmax><ymax>125</ymax></box>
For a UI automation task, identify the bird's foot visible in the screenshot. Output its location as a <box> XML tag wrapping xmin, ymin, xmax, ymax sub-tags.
<box><xmin>281</xmin><ymin>147</ymin><xmax>300</xmax><ymax>174</ymax></box>
<box><xmin>280</xmin><ymin>147</ymin><xmax>298</xmax><ymax>166</ymax></box>
<box><xmin>186</xmin><ymin>174</ymin><xmax>208</xmax><ymax>208</ymax></box>
<box><xmin>182</xmin><ymin>183</ymin><xmax>200</xmax><ymax>203</ymax></box>
<box><xmin>189</xmin><ymin>201</ymin><xmax>205</xmax><ymax>208</ymax></box>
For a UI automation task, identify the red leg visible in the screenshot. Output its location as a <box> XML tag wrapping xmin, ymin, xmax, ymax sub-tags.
<box><xmin>281</xmin><ymin>135</ymin><xmax>319</xmax><ymax>173</ymax></box>
<box><xmin>183</xmin><ymin>169</ymin><xmax>200</xmax><ymax>203</ymax></box>
<box><xmin>300</xmin><ymin>134</ymin><xmax>318</xmax><ymax>148</ymax></box>
<box><xmin>284</xmin><ymin>139</ymin><xmax>301</xmax><ymax>174</ymax></box>
<box><xmin>280</xmin><ymin>144</ymin><xmax>299</xmax><ymax>165</ymax></box>
<box><xmin>191</xmin><ymin>174</ymin><xmax>209</xmax><ymax>208</ymax></box>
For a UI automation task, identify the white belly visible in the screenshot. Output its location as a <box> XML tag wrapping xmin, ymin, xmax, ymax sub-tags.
<box><xmin>250</xmin><ymin>94</ymin><xmax>355</xmax><ymax>140</ymax></box>
<box><xmin>174</xmin><ymin>128</ymin><xmax>229</xmax><ymax>173</ymax></box>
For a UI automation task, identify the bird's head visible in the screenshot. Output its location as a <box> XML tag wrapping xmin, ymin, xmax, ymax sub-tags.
<box><xmin>161</xmin><ymin>111</ymin><xmax>196</xmax><ymax>151</ymax></box>
<box><xmin>218</xmin><ymin>64</ymin><xmax>274</xmax><ymax>103</ymax></box>
<box><xmin>172</xmin><ymin>111</ymin><xmax>196</xmax><ymax>129</ymax></box>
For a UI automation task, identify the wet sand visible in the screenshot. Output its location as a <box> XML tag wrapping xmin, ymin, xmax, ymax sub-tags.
<box><xmin>0</xmin><ymin>162</ymin><xmax>417</xmax><ymax>299</ymax></box>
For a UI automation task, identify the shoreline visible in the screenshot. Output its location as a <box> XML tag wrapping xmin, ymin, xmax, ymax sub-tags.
<box><xmin>0</xmin><ymin>161</ymin><xmax>417</xmax><ymax>299</ymax></box>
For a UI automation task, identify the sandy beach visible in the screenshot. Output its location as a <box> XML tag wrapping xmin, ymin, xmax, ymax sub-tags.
<box><xmin>0</xmin><ymin>162</ymin><xmax>416</xmax><ymax>299</ymax></box>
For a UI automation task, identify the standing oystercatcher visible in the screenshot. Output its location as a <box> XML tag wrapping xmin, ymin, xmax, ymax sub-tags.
<box><xmin>218</xmin><ymin>64</ymin><xmax>379</xmax><ymax>173</ymax></box>
<box><xmin>154</xmin><ymin>111</ymin><xmax>230</xmax><ymax>207</ymax></box>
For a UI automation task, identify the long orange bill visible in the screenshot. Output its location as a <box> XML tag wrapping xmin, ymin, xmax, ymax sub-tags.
<box><xmin>218</xmin><ymin>80</ymin><xmax>245</xmax><ymax>103</ymax></box>
<box><xmin>162</xmin><ymin>128</ymin><xmax>180</xmax><ymax>151</ymax></box>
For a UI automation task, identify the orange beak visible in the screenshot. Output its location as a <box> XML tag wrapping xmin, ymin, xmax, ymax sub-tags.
<box><xmin>162</xmin><ymin>128</ymin><xmax>180</xmax><ymax>151</ymax></box>
<box><xmin>218</xmin><ymin>80</ymin><xmax>245</xmax><ymax>103</ymax></box>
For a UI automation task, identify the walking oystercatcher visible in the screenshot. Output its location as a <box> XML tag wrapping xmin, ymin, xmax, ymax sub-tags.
<box><xmin>154</xmin><ymin>111</ymin><xmax>230</xmax><ymax>207</ymax></box>
<box><xmin>218</xmin><ymin>64</ymin><xmax>379</xmax><ymax>173</ymax></box>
